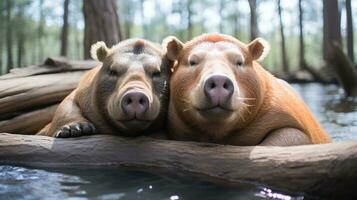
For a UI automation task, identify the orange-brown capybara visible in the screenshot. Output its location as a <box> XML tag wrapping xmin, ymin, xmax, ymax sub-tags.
<box><xmin>38</xmin><ymin>39</ymin><xmax>172</xmax><ymax>138</ymax></box>
<box><xmin>164</xmin><ymin>34</ymin><xmax>331</xmax><ymax>146</ymax></box>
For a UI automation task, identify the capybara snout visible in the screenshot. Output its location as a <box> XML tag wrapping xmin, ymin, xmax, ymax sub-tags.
<box><xmin>121</xmin><ymin>90</ymin><xmax>149</xmax><ymax>119</ymax></box>
<box><xmin>204</xmin><ymin>75</ymin><xmax>234</xmax><ymax>107</ymax></box>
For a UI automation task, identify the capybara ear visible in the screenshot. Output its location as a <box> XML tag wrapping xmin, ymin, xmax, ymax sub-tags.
<box><xmin>90</xmin><ymin>41</ymin><xmax>110</xmax><ymax>62</ymax></box>
<box><xmin>247</xmin><ymin>38</ymin><xmax>270</xmax><ymax>61</ymax></box>
<box><xmin>162</xmin><ymin>36</ymin><xmax>184</xmax><ymax>61</ymax></box>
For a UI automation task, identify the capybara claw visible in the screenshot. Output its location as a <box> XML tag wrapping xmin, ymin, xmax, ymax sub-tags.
<box><xmin>55</xmin><ymin>122</ymin><xmax>96</xmax><ymax>138</ymax></box>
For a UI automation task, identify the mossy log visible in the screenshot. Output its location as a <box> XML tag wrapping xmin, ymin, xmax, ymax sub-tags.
<box><xmin>0</xmin><ymin>133</ymin><xmax>356</xmax><ymax>199</ymax></box>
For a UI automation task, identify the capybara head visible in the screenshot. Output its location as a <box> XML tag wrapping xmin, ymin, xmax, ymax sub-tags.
<box><xmin>164</xmin><ymin>34</ymin><xmax>270</xmax><ymax>140</ymax></box>
<box><xmin>90</xmin><ymin>39</ymin><xmax>171</xmax><ymax>136</ymax></box>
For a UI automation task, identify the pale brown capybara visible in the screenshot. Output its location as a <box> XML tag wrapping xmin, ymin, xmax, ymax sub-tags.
<box><xmin>164</xmin><ymin>34</ymin><xmax>331</xmax><ymax>146</ymax></box>
<box><xmin>38</xmin><ymin>39</ymin><xmax>172</xmax><ymax>138</ymax></box>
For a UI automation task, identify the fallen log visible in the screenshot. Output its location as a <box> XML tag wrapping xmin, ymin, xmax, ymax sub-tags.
<box><xmin>0</xmin><ymin>57</ymin><xmax>95</xmax><ymax>134</ymax></box>
<box><xmin>0</xmin><ymin>71</ymin><xmax>84</xmax><ymax>119</ymax></box>
<box><xmin>0</xmin><ymin>133</ymin><xmax>356</xmax><ymax>199</ymax></box>
<box><xmin>0</xmin><ymin>57</ymin><xmax>97</xmax><ymax>80</ymax></box>
<box><xmin>0</xmin><ymin>105</ymin><xmax>58</xmax><ymax>134</ymax></box>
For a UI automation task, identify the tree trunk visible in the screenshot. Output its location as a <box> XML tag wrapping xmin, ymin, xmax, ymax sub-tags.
<box><xmin>218</xmin><ymin>0</ymin><xmax>224</xmax><ymax>33</ymax></box>
<box><xmin>83</xmin><ymin>0</ymin><xmax>122</xmax><ymax>59</ymax></box>
<box><xmin>5</xmin><ymin>0</ymin><xmax>13</xmax><ymax>73</ymax></box>
<box><xmin>322</xmin><ymin>0</ymin><xmax>341</xmax><ymax>63</ymax></box>
<box><xmin>328</xmin><ymin>42</ymin><xmax>357</xmax><ymax>96</ymax></box>
<box><xmin>139</xmin><ymin>0</ymin><xmax>147</xmax><ymax>38</ymax></box>
<box><xmin>298</xmin><ymin>0</ymin><xmax>305</xmax><ymax>69</ymax></box>
<box><xmin>123</xmin><ymin>1</ymin><xmax>133</xmax><ymax>39</ymax></box>
<box><xmin>248</xmin><ymin>0</ymin><xmax>258</xmax><ymax>40</ymax></box>
<box><xmin>345</xmin><ymin>0</ymin><xmax>354</xmax><ymax>63</ymax></box>
<box><xmin>60</xmin><ymin>0</ymin><xmax>70</xmax><ymax>57</ymax></box>
<box><xmin>0</xmin><ymin>0</ymin><xmax>4</xmax><ymax>73</ymax></box>
<box><xmin>186</xmin><ymin>0</ymin><xmax>193</xmax><ymax>41</ymax></box>
<box><xmin>17</xmin><ymin>32</ymin><xmax>25</xmax><ymax>68</ymax></box>
<box><xmin>233</xmin><ymin>0</ymin><xmax>240</xmax><ymax>38</ymax></box>
<box><xmin>38</xmin><ymin>0</ymin><xmax>44</xmax><ymax>63</ymax></box>
<box><xmin>278</xmin><ymin>0</ymin><xmax>289</xmax><ymax>74</ymax></box>
<box><xmin>0</xmin><ymin>133</ymin><xmax>356</xmax><ymax>199</ymax></box>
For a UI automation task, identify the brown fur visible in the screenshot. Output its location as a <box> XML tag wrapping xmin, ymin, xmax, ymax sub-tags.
<box><xmin>39</xmin><ymin>39</ymin><xmax>172</xmax><ymax>137</ymax></box>
<box><xmin>165</xmin><ymin>34</ymin><xmax>331</xmax><ymax>146</ymax></box>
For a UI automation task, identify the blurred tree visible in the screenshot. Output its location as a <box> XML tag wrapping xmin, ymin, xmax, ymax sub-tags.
<box><xmin>186</xmin><ymin>0</ymin><xmax>193</xmax><ymax>40</ymax></box>
<box><xmin>16</xmin><ymin>1</ymin><xmax>28</xmax><ymax>67</ymax></box>
<box><xmin>38</xmin><ymin>0</ymin><xmax>45</xmax><ymax>62</ymax></box>
<box><xmin>120</xmin><ymin>0</ymin><xmax>135</xmax><ymax>39</ymax></box>
<box><xmin>232</xmin><ymin>0</ymin><xmax>240</xmax><ymax>38</ymax></box>
<box><xmin>322</xmin><ymin>0</ymin><xmax>341</xmax><ymax>63</ymax></box>
<box><xmin>5</xmin><ymin>0</ymin><xmax>13</xmax><ymax>72</ymax></box>
<box><xmin>218</xmin><ymin>0</ymin><xmax>225</xmax><ymax>33</ymax></box>
<box><xmin>345</xmin><ymin>0</ymin><xmax>354</xmax><ymax>63</ymax></box>
<box><xmin>298</xmin><ymin>0</ymin><xmax>305</xmax><ymax>68</ymax></box>
<box><xmin>83</xmin><ymin>0</ymin><xmax>123</xmax><ymax>59</ymax></box>
<box><xmin>60</xmin><ymin>0</ymin><xmax>70</xmax><ymax>56</ymax></box>
<box><xmin>277</xmin><ymin>0</ymin><xmax>289</xmax><ymax>74</ymax></box>
<box><xmin>0</xmin><ymin>0</ymin><xmax>4</xmax><ymax>71</ymax></box>
<box><xmin>139</xmin><ymin>0</ymin><xmax>148</xmax><ymax>38</ymax></box>
<box><xmin>248</xmin><ymin>0</ymin><xmax>258</xmax><ymax>40</ymax></box>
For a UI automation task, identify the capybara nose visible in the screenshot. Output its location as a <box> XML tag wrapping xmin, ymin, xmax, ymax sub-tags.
<box><xmin>121</xmin><ymin>91</ymin><xmax>149</xmax><ymax>118</ymax></box>
<box><xmin>204</xmin><ymin>75</ymin><xmax>234</xmax><ymax>105</ymax></box>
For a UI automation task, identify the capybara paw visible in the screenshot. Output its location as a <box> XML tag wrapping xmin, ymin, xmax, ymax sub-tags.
<box><xmin>55</xmin><ymin>122</ymin><xmax>96</xmax><ymax>138</ymax></box>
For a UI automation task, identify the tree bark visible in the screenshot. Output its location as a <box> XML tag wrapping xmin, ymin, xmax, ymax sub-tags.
<box><xmin>277</xmin><ymin>0</ymin><xmax>289</xmax><ymax>74</ymax></box>
<box><xmin>83</xmin><ymin>0</ymin><xmax>122</xmax><ymax>59</ymax></box>
<box><xmin>60</xmin><ymin>0</ymin><xmax>70</xmax><ymax>57</ymax></box>
<box><xmin>5</xmin><ymin>0</ymin><xmax>13</xmax><ymax>72</ymax></box>
<box><xmin>0</xmin><ymin>133</ymin><xmax>356</xmax><ymax>199</ymax></box>
<box><xmin>322</xmin><ymin>0</ymin><xmax>341</xmax><ymax>63</ymax></box>
<box><xmin>298</xmin><ymin>0</ymin><xmax>305</xmax><ymax>69</ymax></box>
<box><xmin>248</xmin><ymin>0</ymin><xmax>258</xmax><ymax>40</ymax></box>
<box><xmin>345</xmin><ymin>0</ymin><xmax>354</xmax><ymax>63</ymax></box>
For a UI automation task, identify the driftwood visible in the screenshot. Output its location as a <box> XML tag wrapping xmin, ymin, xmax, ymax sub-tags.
<box><xmin>0</xmin><ymin>57</ymin><xmax>96</xmax><ymax>134</ymax></box>
<box><xmin>0</xmin><ymin>133</ymin><xmax>356</xmax><ymax>199</ymax></box>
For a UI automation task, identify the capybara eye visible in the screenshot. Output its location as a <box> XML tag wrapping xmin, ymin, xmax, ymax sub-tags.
<box><xmin>189</xmin><ymin>60</ymin><xmax>198</xmax><ymax>66</ymax></box>
<box><xmin>152</xmin><ymin>71</ymin><xmax>161</xmax><ymax>78</ymax></box>
<box><xmin>236</xmin><ymin>61</ymin><xmax>244</xmax><ymax>67</ymax></box>
<box><xmin>109</xmin><ymin>70</ymin><xmax>118</xmax><ymax>76</ymax></box>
